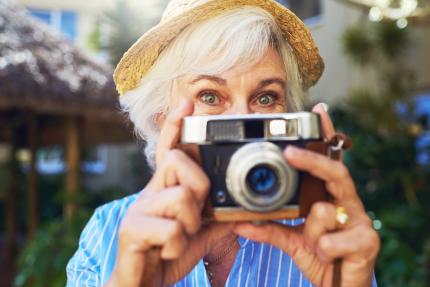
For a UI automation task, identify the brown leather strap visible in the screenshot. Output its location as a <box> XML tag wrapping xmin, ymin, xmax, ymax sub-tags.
<box><xmin>298</xmin><ymin>140</ymin><xmax>330</xmax><ymax>217</ymax></box>
<box><xmin>140</xmin><ymin>248</ymin><xmax>163</xmax><ymax>287</ymax></box>
<box><xmin>328</xmin><ymin>132</ymin><xmax>352</xmax><ymax>150</ymax></box>
<box><xmin>324</xmin><ymin>133</ymin><xmax>352</xmax><ymax>287</ymax></box>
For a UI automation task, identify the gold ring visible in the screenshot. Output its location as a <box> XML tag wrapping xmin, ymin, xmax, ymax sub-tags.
<box><xmin>335</xmin><ymin>206</ymin><xmax>349</xmax><ymax>228</ymax></box>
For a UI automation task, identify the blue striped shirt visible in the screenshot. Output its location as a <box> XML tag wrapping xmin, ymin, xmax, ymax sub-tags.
<box><xmin>66</xmin><ymin>193</ymin><xmax>377</xmax><ymax>286</ymax></box>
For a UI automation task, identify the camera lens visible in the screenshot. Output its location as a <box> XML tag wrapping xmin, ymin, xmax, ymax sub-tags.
<box><xmin>246</xmin><ymin>164</ymin><xmax>279</xmax><ymax>196</ymax></box>
<box><xmin>226</xmin><ymin>142</ymin><xmax>298</xmax><ymax>212</ymax></box>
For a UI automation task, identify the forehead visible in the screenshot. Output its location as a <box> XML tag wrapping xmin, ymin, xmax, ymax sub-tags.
<box><xmin>221</xmin><ymin>47</ymin><xmax>286</xmax><ymax>79</ymax></box>
<box><xmin>181</xmin><ymin>47</ymin><xmax>286</xmax><ymax>82</ymax></box>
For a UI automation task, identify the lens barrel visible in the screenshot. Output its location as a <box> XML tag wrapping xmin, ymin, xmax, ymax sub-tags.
<box><xmin>226</xmin><ymin>142</ymin><xmax>298</xmax><ymax>212</ymax></box>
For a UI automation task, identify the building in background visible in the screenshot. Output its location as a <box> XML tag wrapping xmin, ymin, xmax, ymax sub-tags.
<box><xmin>17</xmin><ymin>0</ymin><xmax>166</xmax><ymax>53</ymax></box>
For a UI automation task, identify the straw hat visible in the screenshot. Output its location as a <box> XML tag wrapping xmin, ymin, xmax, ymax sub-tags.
<box><xmin>113</xmin><ymin>0</ymin><xmax>324</xmax><ymax>95</ymax></box>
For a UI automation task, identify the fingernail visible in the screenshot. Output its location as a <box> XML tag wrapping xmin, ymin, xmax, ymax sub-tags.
<box><xmin>319</xmin><ymin>102</ymin><xmax>329</xmax><ymax>112</ymax></box>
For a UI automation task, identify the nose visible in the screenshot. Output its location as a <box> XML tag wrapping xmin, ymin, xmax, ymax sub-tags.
<box><xmin>224</xmin><ymin>101</ymin><xmax>251</xmax><ymax>115</ymax></box>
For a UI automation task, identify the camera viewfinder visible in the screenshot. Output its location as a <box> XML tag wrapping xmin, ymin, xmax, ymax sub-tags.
<box><xmin>244</xmin><ymin>120</ymin><xmax>264</xmax><ymax>139</ymax></box>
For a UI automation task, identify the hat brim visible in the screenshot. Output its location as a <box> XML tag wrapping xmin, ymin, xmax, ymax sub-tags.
<box><xmin>113</xmin><ymin>0</ymin><xmax>324</xmax><ymax>95</ymax></box>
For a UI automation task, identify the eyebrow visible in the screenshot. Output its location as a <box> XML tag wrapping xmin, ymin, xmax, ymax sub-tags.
<box><xmin>189</xmin><ymin>75</ymin><xmax>227</xmax><ymax>85</ymax></box>
<box><xmin>189</xmin><ymin>75</ymin><xmax>286</xmax><ymax>89</ymax></box>
<box><xmin>257</xmin><ymin>78</ymin><xmax>287</xmax><ymax>90</ymax></box>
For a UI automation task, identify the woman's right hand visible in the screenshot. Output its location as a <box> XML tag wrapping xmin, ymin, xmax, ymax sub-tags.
<box><xmin>106</xmin><ymin>100</ymin><xmax>234</xmax><ymax>287</ymax></box>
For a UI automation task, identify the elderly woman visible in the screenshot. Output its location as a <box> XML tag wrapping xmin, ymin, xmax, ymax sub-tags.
<box><xmin>66</xmin><ymin>0</ymin><xmax>380</xmax><ymax>286</ymax></box>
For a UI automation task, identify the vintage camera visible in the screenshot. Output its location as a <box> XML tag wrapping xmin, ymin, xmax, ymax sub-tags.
<box><xmin>181</xmin><ymin>112</ymin><xmax>331</xmax><ymax>221</ymax></box>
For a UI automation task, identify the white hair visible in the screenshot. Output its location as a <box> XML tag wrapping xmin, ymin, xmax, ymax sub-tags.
<box><xmin>120</xmin><ymin>7</ymin><xmax>307</xmax><ymax>169</ymax></box>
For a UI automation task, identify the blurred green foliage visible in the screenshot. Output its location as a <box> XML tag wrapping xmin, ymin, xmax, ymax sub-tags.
<box><xmin>332</xmin><ymin>19</ymin><xmax>430</xmax><ymax>286</ymax></box>
<box><xmin>86</xmin><ymin>19</ymin><xmax>102</xmax><ymax>53</ymax></box>
<box><xmin>13</xmin><ymin>209</ymin><xmax>91</xmax><ymax>287</ymax></box>
<box><xmin>86</xmin><ymin>0</ymin><xmax>146</xmax><ymax>65</ymax></box>
<box><xmin>11</xmin><ymin>168</ymin><xmax>128</xmax><ymax>286</ymax></box>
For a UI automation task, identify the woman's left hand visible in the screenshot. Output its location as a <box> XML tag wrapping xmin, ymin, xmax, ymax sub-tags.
<box><xmin>234</xmin><ymin>103</ymin><xmax>380</xmax><ymax>287</ymax></box>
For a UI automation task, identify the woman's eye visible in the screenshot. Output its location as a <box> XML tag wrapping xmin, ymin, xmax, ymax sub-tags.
<box><xmin>257</xmin><ymin>94</ymin><xmax>276</xmax><ymax>106</ymax></box>
<box><xmin>199</xmin><ymin>91</ymin><xmax>220</xmax><ymax>105</ymax></box>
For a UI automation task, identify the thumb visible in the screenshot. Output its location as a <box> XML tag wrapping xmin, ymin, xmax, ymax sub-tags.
<box><xmin>234</xmin><ymin>222</ymin><xmax>303</xmax><ymax>255</ymax></box>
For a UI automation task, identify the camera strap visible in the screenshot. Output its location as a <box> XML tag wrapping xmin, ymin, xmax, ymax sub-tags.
<box><xmin>327</xmin><ymin>132</ymin><xmax>352</xmax><ymax>161</ymax></box>
<box><xmin>327</xmin><ymin>133</ymin><xmax>352</xmax><ymax>287</ymax></box>
<box><xmin>298</xmin><ymin>132</ymin><xmax>353</xmax><ymax>287</ymax></box>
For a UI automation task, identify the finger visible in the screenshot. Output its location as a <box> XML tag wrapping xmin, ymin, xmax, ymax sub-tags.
<box><xmin>234</xmin><ymin>221</ymin><xmax>302</xmax><ymax>255</ymax></box>
<box><xmin>285</xmin><ymin>146</ymin><xmax>365</xmax><ymax>212</ymax></box>
<box><xmin>151</xmin><ymin>149</ymin><xmax>210</xmax><ymax>206</ymax></box>
<box><xmin>316</xmin><ymin>224</ymin><xmax>380</xmax><ymax>264</ymax></box>
<box><xmin>285</xmin><ymin>146</ymin><xmax>357</xmax><ymax>200</ymax></box>
<box><xmin>285</xmin><ymin>145</ymin><xmax>347</xmax><ymax>182</ymax></box>
<box><xmin>119</xmin><ymin>216</ymin><xmax>187</xmax><ymax>260</ymax></box>
<box><xmin>160</xmin><ymin>220</ymin><xmax>189</xmax><ymax>260</ymax></box>
<box><xmin>140</xmin><ymin>186</ymin><xmax>202</xmax><ymax>235</ymax></box>
<box><xmin>156</xmin><ymin>99</ymin><xmax>194</xmax><ymax>166</ymax></box>
<box><xmin>303</xmin><ymin>202</ymin><xmax>337</xmax><ymax>253</ymax></box>
<box><xmin>312</xmin><ymin>103</ymin><xmax>335</xmax><ymax>139</ymax></box>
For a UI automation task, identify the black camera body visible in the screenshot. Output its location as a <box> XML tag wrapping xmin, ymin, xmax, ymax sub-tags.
<box><xmin>181</xmin><ymin>113</ymin><xmax>325</xmax><ymax>221</ymax></box>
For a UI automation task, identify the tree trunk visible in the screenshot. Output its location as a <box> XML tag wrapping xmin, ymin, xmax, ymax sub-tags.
<box><xmin>64</xmin><ymin>116</ymin><xmax>80</xmax><ymax>219</ymax></box>
<box><xmin>4</xmin><ymin>140</ymin><xmax>18</xmax><ymax>266</ymax></box>
<box><xmin>28</xmin><ymin>114</ymin><xmax>38</xmax><ymax>238</ymax></box>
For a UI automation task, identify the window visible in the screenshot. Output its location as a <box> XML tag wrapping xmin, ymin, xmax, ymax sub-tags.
<box><xmin>276</xmin><ymin>0</ymin><xmax>322</xmax><ymax>25</ymax></box>
<box><xmin>60</xmin><ymin>11</ymin><xmax>78</xmax><ymax>40</ymax></box>
<box><xmin>28</xmin><ymin>8</ymin><xmax>77</xmax><ymax>41</ymax></box>
<box><xmin>28</xmin><ymin>9</ymin><xmax>51</xmax><ymax>24</ymax></box>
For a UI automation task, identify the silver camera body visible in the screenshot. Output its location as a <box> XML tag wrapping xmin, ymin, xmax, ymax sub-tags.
<box><xmin>181</xmin><ymin>112</ymin><xmax>323</xmax><ymax>214</ymax></box>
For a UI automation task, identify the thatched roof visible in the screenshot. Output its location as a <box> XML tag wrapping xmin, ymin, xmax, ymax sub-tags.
<box><xmin>0</xmin><ymin>0</ymin><xmax>120</xmax><ymax>119</ymax></box>
<box><xmin>0</xmin><ymin>0</ymin><xmax>134</xmax><ymax>146</ymax></box>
